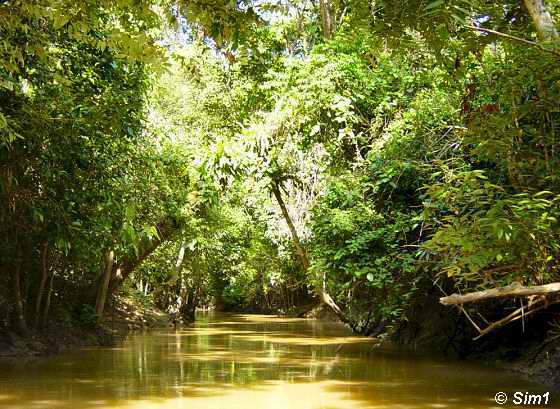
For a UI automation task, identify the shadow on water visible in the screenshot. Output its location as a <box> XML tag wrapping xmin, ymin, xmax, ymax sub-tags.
<box><xmin>0</xmin><ymin>313</ymin><xmax>553</xmax><ymax>409</ymax></box>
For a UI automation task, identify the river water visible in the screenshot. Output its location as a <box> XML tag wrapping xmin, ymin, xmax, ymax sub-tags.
<box><xmin>0</xmin><ymin>313</ymin><xmax>553</xmax><ymax>408</ymax></box>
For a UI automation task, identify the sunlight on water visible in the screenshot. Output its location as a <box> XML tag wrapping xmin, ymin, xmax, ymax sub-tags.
<box><xmin>77</xmin><ymin>381</ymin><xmax>385</xmax><ymax>409</ymax></box>
<box><xmin>0</xmin><ymin>313</ymin><xmax>550</xmax><ymax>409</ymax></box>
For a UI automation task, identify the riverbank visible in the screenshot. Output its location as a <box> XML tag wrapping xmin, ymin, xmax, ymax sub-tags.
<box><xmin>290</xmin><ymin>299</ymin><xmax>560</xmax><ymax>390</ymax></box>
<box><xmin>0</xmin><ymin>294</ymin><xmax>170</xmax><ymax>359</ymax></box>
<box><xmin>509</xmin><ymin>344</ymin><xmax>560</xmax><ymax>390</ymax></box>
<box><xmin>0</xmin><ymin>324</ymin><xmax>112</xmax><ymax>358</ymax></box>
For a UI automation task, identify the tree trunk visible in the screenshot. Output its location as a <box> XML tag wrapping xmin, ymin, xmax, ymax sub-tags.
<box><xmin>41</xmin><ymin>271</ymin><xmax>55</xmax><ymax>328</ymax></box>
<box><xmin>523</xmin><ymin>0</ymin><xmax>558</xmax><ymax>41</ymax></box>
<box><xmin>320</xmin><ymin>289</ymin><xmax>352</xmax><ymax>326</ymax></box>
<box><xmin>167</xmin><ymin>240</ymin><xmax>186</xmax><ymax>285</ymax></box>
<box><xmin>13</xmin><ymin>262</ymin><xmax>28</xmax><ymax>336</ymax></box>
<box><xmin>33</xmin><ymin>243</ymin><xmax>49</xmax><ymax>330</ymax></box>
<box><xmin>108</xmin><ymin>218</ymin><xmax>178</xmax><ymax>295</ymax></box>
<box><xmin>271</xmin><ymin>182</ymin><xmax>310</xmax><ymax>269</ymax></box>
<box><xmin>95</xmin><ymin>250</ymin><xmax>115</xmax><ymax>325</ymax></box>
<box><xmin>12</xmin><ymin>261</ymin><xmax>28</xmax><ymax>336</ymax></box>
<box><xmin>180</xmin><ymin>293</ymin><xmax>196</xmax><ymax>323</ymax></box>
<box><xmin>271</xmin><ymin>180</ymin><xmax>350</xmax><ymax>324</ymax></box>
<box><xmin>319</xmin><ymin>0</ymin><xmax>334</xmax><ymax>39</ymax></box>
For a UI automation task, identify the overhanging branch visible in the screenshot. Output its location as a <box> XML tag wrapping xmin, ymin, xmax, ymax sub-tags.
<box><xmin>467</xmin><ymin>25</ymin><xmax>560</xmax><ymax>58</ymax></box>
<box><xmin>440</xmin><ymin>282</ymin><xmax>560</xmax><ymax>306</ymax></box>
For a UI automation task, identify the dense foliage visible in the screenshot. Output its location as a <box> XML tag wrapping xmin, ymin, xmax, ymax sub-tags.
<box><xmin>1</xmin><ymin>0</ymin><xmax>559</xmax><ymax>347</ymax></box>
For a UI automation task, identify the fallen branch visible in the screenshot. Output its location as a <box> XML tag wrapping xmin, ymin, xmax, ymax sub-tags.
<box><xmin>473</xmin><ymin>297</ymin><xmax>560</xmax><ymax>340</ymax></box>
<box><xmin>459</xmin><ymin>305</ymin><xmax>482</xmax><ymax>333</ymax></box>
<box><xmin>440</xmin><ymin>282</ymin><xmax>560</xmax><ymax>306</ymax></box>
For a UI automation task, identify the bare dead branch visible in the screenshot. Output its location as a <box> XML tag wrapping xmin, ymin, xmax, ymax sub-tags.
<box><xmin>440</xmin><ymin>282</ymin><xmax>560</xmax><ymax>306</ymax></box>
<box><xmin>472</xmin><ymin>298</ymin><xmax>560</xmax><ymax>340</ymax></box>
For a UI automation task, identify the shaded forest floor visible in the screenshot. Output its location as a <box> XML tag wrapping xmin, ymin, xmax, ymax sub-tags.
<box><xmin>0</xmin><ymin>295</ymin><xmax>170</xmax><ymax>359</ymax></box>
<box><xmin>106</xmin><ymin>294</ymin><xmax>170</xmax><ymax>332</ymax></box>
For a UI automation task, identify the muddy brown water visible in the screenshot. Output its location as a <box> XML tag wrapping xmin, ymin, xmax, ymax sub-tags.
<box><xmin>0</xmin><ymin>313</ymin><xmax>555</xmax><ymax>408</ymax></box>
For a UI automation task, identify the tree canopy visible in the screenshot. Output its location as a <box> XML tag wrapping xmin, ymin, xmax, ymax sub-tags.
<box><xmin>1</xmin><ymin>0</ymin><xmax>559</xmax><ymax>343</ymax></box>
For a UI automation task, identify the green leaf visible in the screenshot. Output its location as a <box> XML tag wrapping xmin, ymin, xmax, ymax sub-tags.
<box><xmin>424</xmin><ymin>0</ymin><xmax>444</xmax><ymax>10</ymax></box>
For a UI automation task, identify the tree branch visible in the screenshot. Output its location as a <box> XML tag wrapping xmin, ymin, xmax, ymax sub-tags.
<box><xmin>467</xmin><ymin>25</ymin><xmax>560</xmax><ymax>58</ymax></box>
<box><xmin>440</xmin><ymin>282</ymin><xmax>560</xmax><ymax>305</ymax></box>
<box><xmin>472</xmin><ymin>298</ymin><xmax>560</xmax><ymax>340</ymax></box>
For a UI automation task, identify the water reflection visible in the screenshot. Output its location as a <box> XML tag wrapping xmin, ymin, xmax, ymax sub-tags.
<box><xmin>0</xmin><ymin>313</ymin><xmax>551</xmax><ymax>408</ymax></box>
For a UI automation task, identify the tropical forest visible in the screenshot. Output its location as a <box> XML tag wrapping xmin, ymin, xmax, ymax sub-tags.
<box><xmin>1</xmin><ymin>0</ymin><xmax>560</xmax><ymax>408</ymax></box>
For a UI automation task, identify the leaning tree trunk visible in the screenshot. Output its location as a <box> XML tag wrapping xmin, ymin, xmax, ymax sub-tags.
<box><xmin>33</xmin><ymin>243</ymin><xmax>49</xmax><ymax>330</ymax></box>
<box><xmin>108</xmin><ymin>218</ymin><xmax>178</xmax><ymax>295</ymax></box>
<box><xmin>95</xmin><ymin>250</ymin><xmax>115</xmax><ymax>325</ymax></box>
<box><xmin>271</xmin><ymin>182</ymin><xmax>310</xmax><ymax>270</ymax></box>
<box><xmin>271</xmin><ymin>181</ymin><xmax>350</xmax><ymax>325</ymax></box>
<box><xmin>523</xmin><ymin>0</ymin><xmax>558</xmax><ymax>41</ymax></box>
